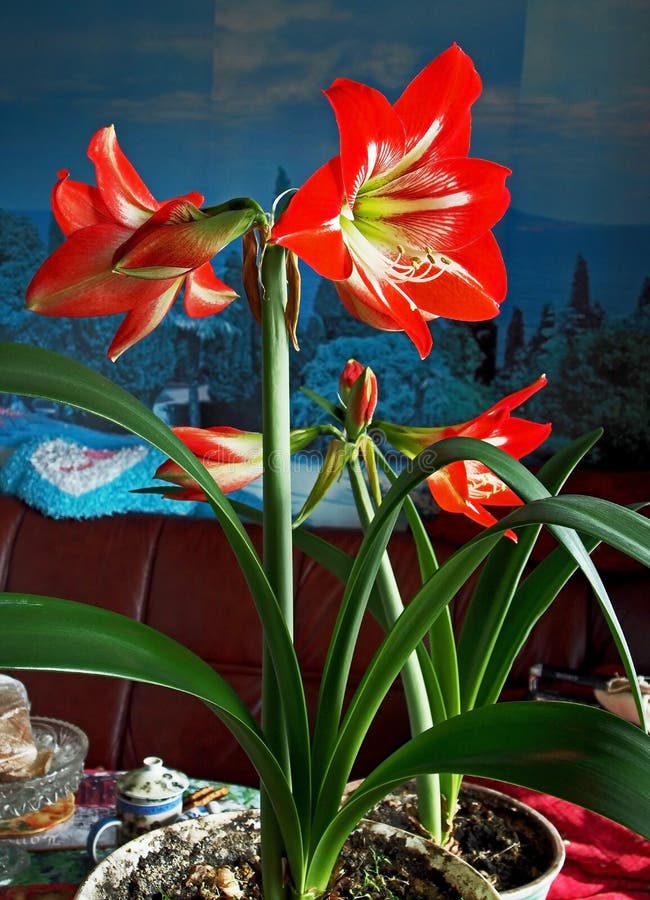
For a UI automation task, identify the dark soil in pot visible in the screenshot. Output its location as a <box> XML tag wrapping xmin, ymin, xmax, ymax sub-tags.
<box><xmin>364</xmin><ymin>782</ymin><xmax>561</xmax><ymax>893</ymax></box>
<box><xmin>77</xmin><ymin>810</ymin><xmax>497</xmax><ymax>900</ymax></box>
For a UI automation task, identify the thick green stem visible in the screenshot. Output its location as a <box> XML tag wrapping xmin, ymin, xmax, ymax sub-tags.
<box><xmin>260</xmin><ymin>242</ymin><xmax>295</xmax><ymax>899</ymax></box>
<box><xmin>348</xmin><ymin>459</ymin><xmax>442</xmax><ymax>843</ymax></box>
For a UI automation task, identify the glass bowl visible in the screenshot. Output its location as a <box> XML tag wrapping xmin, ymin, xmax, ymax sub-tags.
<box><xmin>0</xmin><ymin>844</ymin><xmax>30</xmax><ymax>884</ymax></box>
<box><xmin>0</xmin><ymin>717</ymin><xmax>88</xmax><ymax>819</ymax></box>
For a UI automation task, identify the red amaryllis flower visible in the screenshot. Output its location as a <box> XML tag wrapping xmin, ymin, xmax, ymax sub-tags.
<box><xmin>156</xmin><ymin>425</ymin><xmax>320</xmax><ymax>501</ymax></box>
<box><xmin>379</xmin><ymin>376</ymin><xmax>551</xmax><ymax>532</ymax></box>
<box><xmin>271</xmin><ymin>44</ymin><xmax>510</xmax><ymax>359</ymax></box>
<box><xmin>26</xmin><ymin>126</ymin><xmax>256</xmax><ymax>360</ymax></box>
<box><xmin>155</xmin><ymin>427</ymin><xmax>264</xmax><ymax>500</ymax></box>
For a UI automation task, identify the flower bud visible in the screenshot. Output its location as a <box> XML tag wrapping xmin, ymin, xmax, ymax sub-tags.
<box><xmin>338</xmin><ymin>359</ymin><xmax>365</xmax><ymax>403</ymax></box>
<box><xmin>340</xmin><ymin>361</ymin><xmax>378</xmax><ymax>439</ymax></box>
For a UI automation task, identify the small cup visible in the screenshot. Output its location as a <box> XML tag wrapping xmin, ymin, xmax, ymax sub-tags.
<box><xmin>87</xmin><ymin>756</ymin><xmax>188</xmax><ymax>863</ymax></box>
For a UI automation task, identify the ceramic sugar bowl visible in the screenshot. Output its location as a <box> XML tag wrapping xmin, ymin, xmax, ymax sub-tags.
<box><xmin>87</xmin><ymin>756</ymin><xmax>188</xmax><ymax>862</ymax></box>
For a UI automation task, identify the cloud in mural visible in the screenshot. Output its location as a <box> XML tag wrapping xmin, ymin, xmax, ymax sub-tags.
<box><xmin>0</xmin><ymin>0</ymin><xmax>647</xmax><ymax>226</ymax></box>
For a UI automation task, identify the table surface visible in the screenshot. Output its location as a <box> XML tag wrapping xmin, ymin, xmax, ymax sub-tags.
<box><xmin>1</xmin><ymin>773</ymin><xmax>648</xmax><ymax>899</ymax></box>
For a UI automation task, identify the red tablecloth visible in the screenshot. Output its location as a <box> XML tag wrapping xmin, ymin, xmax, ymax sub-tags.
<box><xmin>493</xmin><ymin>783</ymin><xmax>650</xmax><ymax>899</ymax></box>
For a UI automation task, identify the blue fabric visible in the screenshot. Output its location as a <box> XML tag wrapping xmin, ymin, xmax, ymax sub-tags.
<box><xmin>0</xmin><ymin>437</ymin><xmax>202</xmax><ymax>520</ymax></box>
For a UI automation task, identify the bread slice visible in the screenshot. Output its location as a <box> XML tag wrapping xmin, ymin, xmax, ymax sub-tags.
<box><xmin>0</xmin><ymin>676</ymin><xmax>40</xmax><ymax>781</ymax></box>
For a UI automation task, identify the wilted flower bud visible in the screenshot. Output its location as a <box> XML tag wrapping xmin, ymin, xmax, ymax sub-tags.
<box><xmin>242</xmin><ymin>229</ymin><xmax>262</xmax><ymax>325</ymax></box>
<box><xmin>285</xmin><ymin>250</ymin><xmax>301</xmax><ymax>351</ymax></box>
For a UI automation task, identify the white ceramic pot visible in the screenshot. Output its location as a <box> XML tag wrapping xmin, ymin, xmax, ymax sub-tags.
<box><xmin>345</xmin><ymin>780</ymin><xmax>565</xmax><ymax>900</ymax></box>
<box><xmin>76</xmin><ymin>809</ymin><xmax>500</xmax><ymax>899</ymax></box>
<box><xmin>468</xmin><ymin>786</ymin><xmax>565</xmax><ymax>900</ymax></box>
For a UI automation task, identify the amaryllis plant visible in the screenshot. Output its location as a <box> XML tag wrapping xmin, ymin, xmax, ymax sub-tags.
<box><xmin>1</xmin><ymin>44</ymin><xmax>649</xmax><ymax>900</ymax></box>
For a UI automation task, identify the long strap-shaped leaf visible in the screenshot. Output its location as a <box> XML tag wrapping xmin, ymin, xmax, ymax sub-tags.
<box><xmin>0</xmin><ymin>592</ymin><xmax>307</xmax><ymax>885</ymax></box>
<box><xmin>312</xmin><ymin>488</ymin><xmax>649</xmax><ymax>837</ymax></box>
<box><xmin>458</xmin><ymin>429</ymin><xmax>604</xmax><ymax>710</ymax></box>
<box><xmin>305</xmin><ymin>700</ymin><xmax>650</xmax><ymax>890</ymax></box>
<box><xmin>372</xmin><ymin>449</ymin><xmax>453</xmax><ymax>719</ymax></box>
<box><xmin>307</xmin><ymin>435</ymin><xmax>562</xmax><ymax>814</ymax></box>
<box><xmin>477</xmin><ymin>499</ymin><xmax>648</xmax><ymax>708</ymax></box>
<box><xmin>0</xmin><ymin>342</ymin><xmax>311</xmax><ymax>830</ymax></box>
<box><xmin>310</xmin><ymin>434</ymin><xmax>553</xmax><ymax>796</ymax></box>
<box><xmin>311</xmin><ymin>528</ymin><xmax>501</xmax><ymax>836</ymax></box>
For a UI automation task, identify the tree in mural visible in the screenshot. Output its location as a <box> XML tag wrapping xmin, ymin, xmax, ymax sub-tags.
<box><xmin>503</xmin><ymin>306</ymin><xmax>526</xmax><ymax>371</ymax></box>
<box><xmin>0</xmin><ymin>211</ymin><xmax>81</xmax><ymax>416</ymax></box>
<box><xmin>292</xmin><ymin>330</ymin><xmax>491</xmax><ymax>432</ymax></box>
<box><xmin>566</xmin><ymin>252</ymin><xmax>604</xmax><ymax>335</ymax></box>
<box><xmin>0</xmin><ymin>210</ymin><xmax>46</xmax><ymax>344</ymax></box>
<box><xmin>468</xmin><ymin>320</ymin><xmax>497</xmax><ymax>383</ymax></box>
<box><xmin>78</xmin><ymin>315</ymin><xmax>178</xmax><ymax>412</ymax></box>
<box><xmin>47</xmin><ymin>214</ymin><xmax>64</xmax><ymax>255</ymax></box>
<box><xmin>545</xmin><ymin>319</ymin><xmax>650</xmax><ymax>466</ymax></box>
<box><xmin>493</xmin><ymin>253</ymin><xmax>650</xmax><ymax>466</ymax></box>
<box><xmin>636</xmin><ymin>276</ymin><xmax>650</xmax><ymax>317</ymax></box>
<box><xmin>312</xmin><ymin>277</ymin><xmax>372</xmax><ymax>343</ymax></box>
<box><xmin>528</xmin><ymin>302</ymin><xmax>556</xmax><ymax>360</ymax></box>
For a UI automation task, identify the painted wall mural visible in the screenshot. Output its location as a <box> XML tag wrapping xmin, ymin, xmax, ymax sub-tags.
<box><xmin>1</xmin><ymin>0</ymin><xmax>648</xmax><ymax>491</ymax></box>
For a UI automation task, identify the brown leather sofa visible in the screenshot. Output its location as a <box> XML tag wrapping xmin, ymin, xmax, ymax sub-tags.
<box><xmin>0</xmin><ymin>473</ymin><xmax>647</xmax><ymax>786</ymax></box>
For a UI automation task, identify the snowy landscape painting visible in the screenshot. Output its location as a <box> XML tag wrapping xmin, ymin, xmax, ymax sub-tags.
<box><xmin>1</xmin><ymin>0</ymin><xmax>648</xmax><ymax>519</ymax></box>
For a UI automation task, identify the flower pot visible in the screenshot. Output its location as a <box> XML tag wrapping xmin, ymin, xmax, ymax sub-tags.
<box><xmin>75</xmin><ymin>809</ymin><xmax>500</xmax><ymax>899</ymax></box>
<box><xmin>461</xmin><ymin>785</ymin><xmax>565</xmax><ymax>900</ymax></box>
<box><xmin>360</xmin><ymin>782</ymin><xmax>565</xmax><ymax>900</ymax></box>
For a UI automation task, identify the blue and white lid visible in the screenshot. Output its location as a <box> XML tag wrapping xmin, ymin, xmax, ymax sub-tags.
<box><xmin>117</xmin><ymin>756</ymin><xmax>189</xmax><ymax>801</ymax></box>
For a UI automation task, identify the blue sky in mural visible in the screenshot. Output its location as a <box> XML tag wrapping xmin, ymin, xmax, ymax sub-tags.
<box><xmin>1</xmin><ymin>0</ymin><xmax>649</xmax><ymax>479</ymax></box>
<box><xmin>1</xmin><ymin>0</ymin><xmax>647</xmax><ymax>224</ymax></box>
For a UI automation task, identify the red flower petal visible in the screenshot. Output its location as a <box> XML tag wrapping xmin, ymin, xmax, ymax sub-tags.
<box><xmin>52</xmin><ymin>171</ymin><xmax>113</xmax><ymax>236</ymax></box>
<box><xmin>88</xmin><ymin>126</ymin><xmax>161</xmax><ymax>228</ymax></box>
<box><xmin>462</xmin><ymin>416</ymin><xmax>552</xmax><ymax>460</ymax></box>
<box><xmin>406</xmin><ymin>231</ymin><xmax>506</xmax><ymax>322</ymax></box>
<box><xmin>480</xmin><ymin>374</ymin><xmax>548</xmax><ymax>416</ymax></box>
<box><xmin>170</xmin><ymin>426</ymin><xmax>263</xmax><ymax>463</ymax></box>
<box><xmin>115</xmin><ymin>198</ymin><xmax>254</xmax><ymax>277</ymax></box>
<box><xmin>394</xmin><ymin>44</ymin><xmax>482</xmax><ymax>164</ymax></box>
<box><xmin>324</xmin><ymin>78</ymin><xmax>405</xmax><ymax>205</ymax></box>
<box><xmin>427</xmin><ymin>463</ymin><xmax>510</xmax><ymax>534</ymax></box>
<box><xmin>155</xmin><ymin>426</ymin><xmax>264</xmax><ymax>497</ymax></box>
<box><xmin>107</xmin><ymin>278</ymin><xmax>183</xmax><ymax>361</ymax></box>
<box><xmin>26</xmin><ymin>223</ymin><xmax>169</xmax><ymax>316</ymax></box>
<box><xmin>372</xmin><ymin>157</ymin><xmax>511</xmax><ymax>253</ymax></box>
<box><xmin>271</xmin><ymin>158</ymin><xmax>352</xmax><ymax>280</ymax></box>
<box><xmin>336</xmin><ymin>262</ymin><xmax>433</xmax><ymax>358</ymax></box>
<box><xmin>183</xmin><ymin>264</ymin><xmax>237</xmax><ymax>318</ymax></box>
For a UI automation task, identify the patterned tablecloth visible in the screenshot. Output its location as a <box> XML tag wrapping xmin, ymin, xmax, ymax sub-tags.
<box><xmin>0</xmin><ymin>770</ymin><xmax>259</xmax><ymax>895</ymax></box>
<box><xmin>1</xmin><ymin>773</ymin><xmax>649</xmax><ymax>899</ymax></box>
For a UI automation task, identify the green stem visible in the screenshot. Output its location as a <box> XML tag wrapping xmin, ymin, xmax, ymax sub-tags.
<box><xmin>260</xmin><ymin>242</ymin><xmax>295</xmax><ymax>900</ymax></box>
<box><xmin>374</xmin><ymin>448</ymin><xmax>460</xmax><ymax>838</ymax></box>
<box><xmin>347</xmin><ymin>458</ymin><xmax>442</xmax><ymax>843</ymax></box>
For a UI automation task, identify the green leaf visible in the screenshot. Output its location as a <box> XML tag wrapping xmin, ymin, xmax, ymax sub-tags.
<box><xmin>477</xmin><ymin>500</ymin><xmax>649</xmax><ymax>708</ymax></box>
<box><xmin>309</xmin><ymin>435</ymin><xmax>573</xmax><ymax>820</ymax></box>
<box><xmin>0</xmin><ymin>593</ymin><xmax>305</xmax><ymax>873</ymax></box>
<box><xmin>312</xmin><ymin>529</ymin><xmax>500</xmax><ymax>837</ymax></box>
<box><xmin>306</xmin><ymin>701</ymin><xmax>650</xmax><ymax>889</ymax></box>
<box><xmin>458</xmin><ymin>429</ymin><xmax>604</xmax><ymax>710</ymax></box>
<box><xmin>0</xmin><ymin>341</ymin><xmax>312</xmax><ymax>850</ymax></box>
<box><xmin>292</xmin><ymin>439</ymin><xmax>348</xmax><ymax>528</ymax></box>
<box><xmin>373</xmin><ymin>449</ymin><xmax>453</xmax><ymax>725</ymax></box>
<box><xmin>300</xmin><ymin>386</ymin><xmax>342</xmax><ymax>422</ymax></box>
